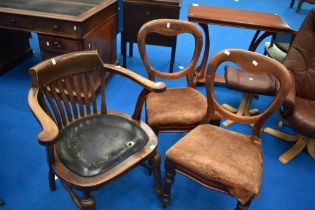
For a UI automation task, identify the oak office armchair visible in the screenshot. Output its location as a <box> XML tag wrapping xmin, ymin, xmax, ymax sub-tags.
<box><xmin>137</xmin><ymin>19</ymin><xmax>221</xmax><ymax>135</ymax></box>
<box><xmin>162</xmin><ymin>49</ymin><xmax>291</xmax><ymax>210</ymax></box>
<box><xmin>28</xmin><ymin>51</ymin><xmax>165</xmax><ymax>210</ymax></box>
<box><xmin>224</xmin><ymin>8</ymin><xmax>315</xmax><ymax>163</ymax></box>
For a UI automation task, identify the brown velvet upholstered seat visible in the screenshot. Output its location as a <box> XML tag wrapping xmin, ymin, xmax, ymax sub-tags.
<box><xmin>162</xmin><ymin>49</ymin><xmax>291</xmax><ymax>210</ymax></box>
<box><xmin>166</xmin><ymin>124</ymin><xmax>263</xmax><ymax>203</ymax></box>
<box><xmin>137</xmin><ymin>19</ymin><xmax>221</xmax><ymax>134</ymax></box>
<box><xmin>224</xmin><ymin>8</ymin><xmax>315</xmax><ymax>164</ymax></box>
<box><xmin>146</xmin><ymin>88</ymin><xmax>220</xmax><ymax>128</ymax></box>
<box><xmin>28</xmin><ymin>51</ymin><xmax>166</xmax><ymax>210</ymax></box>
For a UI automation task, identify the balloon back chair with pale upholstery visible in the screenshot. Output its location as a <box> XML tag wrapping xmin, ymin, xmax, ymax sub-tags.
<box><xmin>28</xmin><ymin>51</ymin><xmax>166</xmax><ymax>210</ymax></box>
<box><xmin>137</xmin><ymin>19</ymin><xmax>221</xmax><ymax>135</ymax></box>
<box><xmin>162</xmin><ymin>49</ymin><xmax>291</xmax><ymax>210</ymax></box>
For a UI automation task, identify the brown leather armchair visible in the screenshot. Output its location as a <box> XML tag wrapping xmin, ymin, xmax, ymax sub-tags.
<box><xmin>224</xmin><ymin>8</ymin><xmax>315</xmax><ymax>164</ymax></box>
<box><xmin>162</xmin><ymin>49</ymin><xmax>291</xmax><ymax>210</ymax></box>
<box><xmin>28</xmin><ymin>51</ymin><xmax>165</xmax><ymax>210</ymax></box>
<box><xmin>137</xmin><ymin>19</ymin><xmax>221</xmax><ymax>135</ymax></box>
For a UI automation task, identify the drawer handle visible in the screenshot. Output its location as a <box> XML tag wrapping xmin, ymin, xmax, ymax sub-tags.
<box><xmin>10</xmin><ymin>19</ymin><xmax>16</xmax><ymax>24</ymax></box>
<box><xmin>53</xmin><ymin>25</ymin><xmax>59</xmax><ymax>30</ymax></box>
<box><xmin>54</xmin><ymin>41</ymin><xmax>61</xmax><ymax>48</ymax></box>
<box><xmin>145</xmin><ymin>11</ymin><xmax>150</xmax><ymax>15</ymax></box>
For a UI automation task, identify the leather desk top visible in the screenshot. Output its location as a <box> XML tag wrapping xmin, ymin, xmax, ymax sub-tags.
<box><xmin>0</xmin><ymin>0</ymin><xmax>115</xmax><ymax>21</ymax></box>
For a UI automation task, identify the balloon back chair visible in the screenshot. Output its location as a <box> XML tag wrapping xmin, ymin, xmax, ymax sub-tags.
<box><xmin>162</xmin><ymin>49</ymin><xmax>291</xmax><ymax>210</ymax></box>
<box><xmin>137</xmin><ymin>19</ymin><xmax>221</xmax><ymax>135</ymax></box>
<box><xmin>28</xmin><ymin>51</ymin><xmax>166</xmax><ymax>210</ymax></box>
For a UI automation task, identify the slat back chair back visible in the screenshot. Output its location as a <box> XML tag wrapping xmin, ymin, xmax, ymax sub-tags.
<box><xmin>137</xmin><ymin>19</ymin><xmax>203</xmax><ymax>87</ymax></box>
<box><xmin>204</xmin><ymin>49</ymin><xmax>291</xmax><ymax>138</ymax></box>
<box><xmin>29</xmin><ymin>51</ymin><xmax>165</xmax><ymax>133</ymax></box>
<box><xmin>29</xmin><ymin>51</ymin><xmax>107</xmax><ymax>130</ymax></box>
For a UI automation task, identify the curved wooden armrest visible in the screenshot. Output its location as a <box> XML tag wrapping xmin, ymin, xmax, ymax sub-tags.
<box><xmin>103</xmin><ymin>64</ymin><xmax>166</xmax><ymax>92</ymax></box>
<box><xmin>28</xmin><ymin>88</ymin><xmax>59</xmax><ymax>145</ymax></box>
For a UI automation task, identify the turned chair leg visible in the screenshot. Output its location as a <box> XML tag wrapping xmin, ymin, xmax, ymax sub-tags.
<box><xmin>141</xmin><ymin>161</ymin><xmax>153</xmax><ymax>176</ymax></box>
<box><xmin>81</xmin><ymin>192</ymin><xmax>96</xmax><ymax>210</ymax></box>
<box><xmin>48</xmin><ymin>168</ymin><xmax>56</xmax><ymax>191</ymax></box>
<box><xmin>162</xmin><ymin>160</ymin><xmax>176</xmax><ymax>208</ymax></box>
<box><xmin>290</xmin><ymin>0</ymin><xmax>296</xmax><ymax>7</ymax></box>
<box><xmin>149</xmin><ymin>151</ymin><xmax>163</xmax><ymax>197</ymax></box>
<box><xmin>235</xmin><ymin>199</ymin><xmax>252</xmax><ymax>210</ymax></box>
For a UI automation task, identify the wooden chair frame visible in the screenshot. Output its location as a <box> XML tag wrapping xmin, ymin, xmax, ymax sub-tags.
<box><xmin>162</xmin><ymin>49</ymin><xmax>291</xmax><ymax>210</ymax></box>
<box><xmin>137</xmin><ymin>19</ymin><xmax>220</xmax><ymax>134</ymax></box>
<box><xmin>28</xmin><ymin>51</ymin><xmax>166</xmax><ymax>210</ymax></box>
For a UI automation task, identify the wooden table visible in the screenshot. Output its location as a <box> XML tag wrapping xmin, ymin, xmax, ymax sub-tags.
<box><xmin>187</xmin><ymin>4</ymin><xmax>293</xmax><ymax>85</ymax></box>
<box><xmin>0</xmin><ymin>0</ymin><xmax>118</xmax><ymax>73</ymax></box>
<box><xmin>188</xmin><ymin>4</ymin><xmax>293</xmax><ymax>126</ymax></box>
<box><xmin>122</xmin><ymin>0</ymin><xmax>181</xmax><ymax>72</ymax></box>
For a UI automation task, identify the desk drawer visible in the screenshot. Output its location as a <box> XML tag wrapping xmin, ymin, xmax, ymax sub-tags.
<box><xmin>0</xmin><ymin>14</ymin><xmax>81</xmax><ymax>38</ymax></box>
<box><xmin>124</xmin><ymin>2</ymin><xmax>179</xmax><ymax>42</ymax></box>
<box><xmin>38</xmin><ymin>35</ymin><xmax>81</xmax><ymax>54</ymax></box>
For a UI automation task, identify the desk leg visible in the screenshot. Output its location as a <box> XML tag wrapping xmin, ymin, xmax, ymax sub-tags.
<box><xmin>194</xmin><ymin>23</ymin><xmax>227</xmax><ymax>86</ymax></box>
<box><xmin>169</xmin><ymin>38</ymin><xmax>177</xmax><ymax>73</ymax></box>
<box><xmin>223</xmin><ymin>30</ymin><xmax>273</xmax><ymax>126</ymax></box>
<box><xmin>122</xmin><ymin>33</ymin><xmax>127</xmax><ymax>68</ymax></box>
<box><xmin>194</xmin><ymin>23</ymin><xmax>210</xmax><ymax>85</ymax></box>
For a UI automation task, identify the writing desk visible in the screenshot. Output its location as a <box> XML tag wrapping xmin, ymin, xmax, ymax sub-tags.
<box><xmin>187</xmin><ymin>4</ymin><xmax>293</xmax><ymax>85</ymax></box>
<box><xmin>0</xmin><ymin>0</ymin><xmax>117</xmax><ymax>73</ymax></box>
<box><xmin>188</xmin><ymin>4</ymin><xmax>293</xmax><ymax>126</ymax></box>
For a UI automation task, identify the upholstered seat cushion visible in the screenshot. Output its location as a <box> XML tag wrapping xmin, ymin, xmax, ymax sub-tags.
<box><xmin>265</xmin><ymin>42</ymin><xmax>288</xmax><ymax>63</ymax></box>
<box><xmin>55</xmin><ymin>115</ymin><xmax>149</xmax><ymax>177</ymax></box>
<box><xmin>288</xmin><ymin>97</ymin><xmax>315</xmax><ymax>139</ymax></box>
<box><xmin>146</xmin><ymin>87</ymin><xmax>221</xmax><ymax>128</ymax></box>
<box><xmin>225</xmin><ymin>65</ymin><xmax>278</xmax><ymax>96</ymax></box>
<box><xmin>166</xmin><ymin>124</ymin><xmax>263</xmax><ymax>204</ymax></box>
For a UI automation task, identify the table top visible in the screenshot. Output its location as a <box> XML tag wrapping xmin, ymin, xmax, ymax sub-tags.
<box><xmin>188</xmin><ymin>4</ymin><xmax>292</xmax><ymax>33</ymax></box>
<box><xmin>0</xmin><ymin>0</ymin><xmax>115</xmax><ymax>21</ymax></box>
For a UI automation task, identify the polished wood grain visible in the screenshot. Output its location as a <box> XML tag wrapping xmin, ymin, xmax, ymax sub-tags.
<box><xmin>122</xmin><ymin>0</ymin><xmax>181</xmax><ymax>72</ymax></box>
<box><xmin>28</xmin><ymin>51</ymin><xmax>165</xmax><ymax>209</ymax></box>
<box><xmin>188</xmin><ymin>5</ymin><xmax>292</xmax><ymax>33</ymax></box>
<box><xmin>187</xmin><ymin>4</ymin><xmax>293</xmax><ymax>85</ymax></box>
<box><xmin>162</xmin><ymin>49</ymin><xmax>292</xmax><ymax>210</ymax></box>
<box><xmin>0</xmin><ymin>0</ymin><xmax>117</xmax><ymax>73</ymax></box>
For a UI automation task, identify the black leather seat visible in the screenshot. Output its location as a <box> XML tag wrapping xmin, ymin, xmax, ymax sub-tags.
<box><xmin>56</xmin><ymin>115</ymin><xmax>149</xmax><ymax>177</ymax></box>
